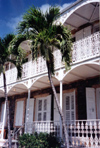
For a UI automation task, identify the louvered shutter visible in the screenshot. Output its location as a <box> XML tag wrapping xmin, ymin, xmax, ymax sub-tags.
<box><xmin>96</xmin><ymin>88</ymin><xmax>100</xmax><ymax>119</ymax></box>
<box><xmin>36</xmin><ymin>95</ymin><xmax>51</xmax><ymax>121</ymax></box>
<box><xmin>64</xmin><ymin>91</ymin><xmax>75</xmax><ymax>121</ymax></box>
<box><xmin>37</xmin><ymin>100</ymin><xmax>42</xmax><ymax>121</ymax></box>
<box><xmin>15</xmin><ymin>101</ymin><xmax>24</xmax><ymax>126</ymax></box>
<box><xmin>86</xmin><ymin>88</ymin><xmax>96</xmax><ymax>119</ymax></box>
<box><xmin>65</xmin><ymin>96</ymin><xmax>70</xmax><ymax>121</ymax></box>
<box><xmin>71</xmin><ymin>94</ymin><xmax>75</xmax><ymax>120</ymax></box>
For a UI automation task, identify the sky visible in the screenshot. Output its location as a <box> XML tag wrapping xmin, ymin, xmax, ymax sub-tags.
<box><xmin>0</xmin><ymin>0</ymin><xmax>76</xmax><ymax>38</ymax></box>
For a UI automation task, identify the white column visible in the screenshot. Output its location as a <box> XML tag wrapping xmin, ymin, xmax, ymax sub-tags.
<box><xmin>1</xmin><ymin>101</ymin><xmax>6</xmax><ymax>139</ymax></box>
<box><xmin>25</xmin><ymin>88</ymin><xmax>30</xmax><ymax>133</ymax></box>
<box><xmin>60</xmin><ymin>80</ymin><xmax>63</xmax><ymax>138</ymax></box>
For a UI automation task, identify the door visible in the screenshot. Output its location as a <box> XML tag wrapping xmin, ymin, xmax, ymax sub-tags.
<box><xmin>35</xmin><ymin>95</ymin><xmax>51</xmax><ymax>133</ymax></box>
<box><xmin>84</xmin><ymin>26</ymin><xmax>91</xmax><ymax>38</ymax></box>
<box><xmin>75</xmin><ymin>29</ymin><xmax>83</xmax><ymax>41</ymax></box>
<box><xmin>64</xmin><ymin>91</ymin><xmax>75</xmax><ymax>121</ymax></box>
<box><xmin>86</xmin><ymin>88</ymin><xmax>96</xmax><ymax>119</ymax></box>
<box><xmin>96</xmin><ymin>88</ymin><xmax>100</xmax><ymax>119</ymax></box>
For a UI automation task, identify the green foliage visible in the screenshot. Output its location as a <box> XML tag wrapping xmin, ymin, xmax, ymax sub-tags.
<box><xmin>17</xmin><ymin>6</ymin><xmax>72</xmax><ymax>75</ymax></box>
<box><xmin>18</xmin><ymin>132</ymin><xmax>63</xmax><ymax>148</ymax></box>
<box><xmin>0</xmin><ymin>34</ymin><xmax>27</xmax><ymax>78</ymax></box>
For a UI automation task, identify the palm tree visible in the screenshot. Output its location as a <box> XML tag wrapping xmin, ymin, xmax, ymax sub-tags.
<box><xmin>14</xmin><ymin>6</ymin><xmax>72</xmax><ymax>148</ymax></box>
<box><xmin>0</xmin><ymin>34</ymin><xmax>26</xmax><ymax>148</ymax></box>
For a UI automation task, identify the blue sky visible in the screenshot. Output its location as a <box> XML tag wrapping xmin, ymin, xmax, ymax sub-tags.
<box><xmin>0</xmin><ymin>0</ymin><xmax>76</xmax><ymax>38</ymax></box>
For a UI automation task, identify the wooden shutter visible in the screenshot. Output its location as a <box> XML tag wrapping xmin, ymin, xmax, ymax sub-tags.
<box><xmin>86</xmin><ymin>88</ymin><xmax>96</xmax><ymax>119</ymax></box>
<box><xmin>54</xmin><ymin>94</ymin><xmax>60</xmax><ymax>122</ymax></box>
<box><xmin>36</xmin><ymin>95</ymin><xmax>51</xmax><ymax>121</ymax></box>
<box><xmin>96</xmin><ymin>88</ymin><xmax>100</xmax><ymax>119</ymax></box>
<box><xmin>1</xmin><ymin>102</ymin><xmax>7</xmax><ymax>126</ymax></box>
<box><xmin>15</xmin><ymin>100</ymin><xmax>24</xmax><ymax>126</ymax></box>
<box><xmin>64</xmin><ymin>91</ymin><xmax>75</xmax><ymax>121</ymax></box>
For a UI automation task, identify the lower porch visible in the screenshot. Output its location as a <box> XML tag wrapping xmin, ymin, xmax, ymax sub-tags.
<box><xmin>1</xmin><ymin>119</ymin><xmax>100</xmax><ymax>147</ymax></box>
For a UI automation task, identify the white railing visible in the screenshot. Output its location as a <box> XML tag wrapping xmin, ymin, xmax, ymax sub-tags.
<box><xmin>72</xmin><ymin>31</ymin><xmax>100</xmax><ymax>63</ymax></box>
<box><xmin>26</xmin><ymin>121</ymin><xmax>60</xmax><ymax>137</ymax></box>
<box><xmin>0</xmin><ymin>32</ymin><xmax>99</xmax><ymax>87</ymax></box>
<box><xmin>66</xmin><ymin>119</ymin><xmax>100</xmax><ymax>148</ymax></box>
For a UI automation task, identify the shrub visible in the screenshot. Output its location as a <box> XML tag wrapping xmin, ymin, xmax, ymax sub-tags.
<box><xmin>18</xmin><ymin>132</ymin><xmax>63</xmax><ymax>148</ymax></box>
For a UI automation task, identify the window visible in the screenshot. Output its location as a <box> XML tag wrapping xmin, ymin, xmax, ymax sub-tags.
<box><xmin>64</xmin><ymin>91</ymin><xmax>75</xmax><ymax>121</ymax></box>
<box><xmin>36</xmin><ymin>95</ymin><xmax>51</xmax><ymax>121</ymax></box>
<box><xmin>37</xmin><ymin>99</ymin><xmax>47</xmax><ymax>121</ymax></box>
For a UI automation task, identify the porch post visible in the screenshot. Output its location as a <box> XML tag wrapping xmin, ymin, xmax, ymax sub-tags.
<box><xmin>60</xmin><ymin>80</ymin><xmax>63</xmax><ymax>138</ymax></box>
<box><xmin>25</xmin><ymin>88</ymin><xmax>30</xmax><ymax>133</ymax></box>
<box><xmin>1</xmin><ymin>101</ymin><xmax>6</xmax><ymax>139</ymax></box>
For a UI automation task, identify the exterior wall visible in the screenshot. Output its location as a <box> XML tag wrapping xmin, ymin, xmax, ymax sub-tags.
<box><xmin>0</xmin><ymin>76</ymin><xmax>99</xmax><ymax>132</ymax></box>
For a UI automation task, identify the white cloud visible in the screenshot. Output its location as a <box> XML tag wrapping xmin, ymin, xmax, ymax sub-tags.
<box><xmin>7</xmin><ymin>15</ymin><xmax>22</xmax><ymax>30</ymax></box>
<box><xmin>6</xmin><ymin>3</ymin><xmax>72</xmax><ymax>31</ymax></box>
<box><xmin>60</xmin><ymin>3</ymin><xmax>72</xmax><ymax>11</ymax></box>
<box><xmin>40</xmin><ymin>4</ymin><xmax>50</xmax><ymax>14</ymax></box>
<box><xmin>40</xmin><ymin>3</ymin><xmax>72</xmax><ymax>14</ymax></box>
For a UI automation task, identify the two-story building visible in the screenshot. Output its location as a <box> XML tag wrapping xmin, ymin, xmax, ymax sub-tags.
<box><xmin>0</xmin><ymin>0</ymin><xmax>100</xmax><ymax>147</ymax></box>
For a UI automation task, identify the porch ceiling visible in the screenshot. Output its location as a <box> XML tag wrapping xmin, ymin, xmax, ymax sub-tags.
<box><xmin>30</xmin><ymin>76</ymin><xmax>59</xmax><ymax>91</ymax></box>
<box><xmin>0</xmin><ymin>90</ymin><xmax>4</xmax><ymax>98</ymax></box>
<box><xmin>63</xmin><ymin>63</ymin><xmax>100</xmax><ymax>83</ymax></box>
<box><xmin>8</xmin><ymin>84</ymin><xmax>28</xmax><ymax>97</ymax></box>
<box><xmin>64</xmin><ymin>2</ymin><xmax>99</xmax><ymax>30</ymax></box>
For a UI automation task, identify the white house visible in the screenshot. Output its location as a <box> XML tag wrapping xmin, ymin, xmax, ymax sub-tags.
<box><xmin>0</xmin><ymin>0</ymin><xmax>100</xmax><ymax>147</ymax></box>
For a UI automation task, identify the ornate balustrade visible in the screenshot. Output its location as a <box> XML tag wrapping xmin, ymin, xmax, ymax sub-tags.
<box><xmin>66</xmin><ymin>119</ymin><xmax>100</xmax><ymax>147</ymax></box>
<box><xmin>2</xmin><ymin>119</ymin><xmax>99</xmax><ymax>147</ymax></box>
<box><xmin>26</xmin><ymin>121</ymin><xmax>60</xmax><ymax>137</ymax></box>
<box><xmin>0</xmin><ymin>32</ymin><xmax>99</xmax><ymax>87</ymax></box>
<box><xmin>72</xmin><ymin>31</ymin><xmax>100</xmax><ymax>63</ymax></box>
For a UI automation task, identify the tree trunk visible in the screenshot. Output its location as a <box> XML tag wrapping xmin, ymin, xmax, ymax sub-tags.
<box><xmin>46</xmin><ymin>62</ymin><xmax>69</xmax><ymax>148</ymax></box>
<box><xmin>3</xmin><ymin>71</ymin><xmax>12</xmax><ymax>148</ymax></box>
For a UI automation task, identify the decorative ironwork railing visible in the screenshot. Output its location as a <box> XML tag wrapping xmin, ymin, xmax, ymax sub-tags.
<box><xmin>0</xmin><ymin>31</ymin><xmax>99</xmax><ymax>87</ymax></box>
<box><xmin>72</xmin><ymin>31</ymin><xmax>100</xmax><ymax>63</ymax></box>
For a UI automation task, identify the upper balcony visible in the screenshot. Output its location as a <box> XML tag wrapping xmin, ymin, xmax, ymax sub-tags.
<box><xmin>0</xmin><ymin>31</ymin><xmax>99</xmax><ymax>88</ymax></box>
